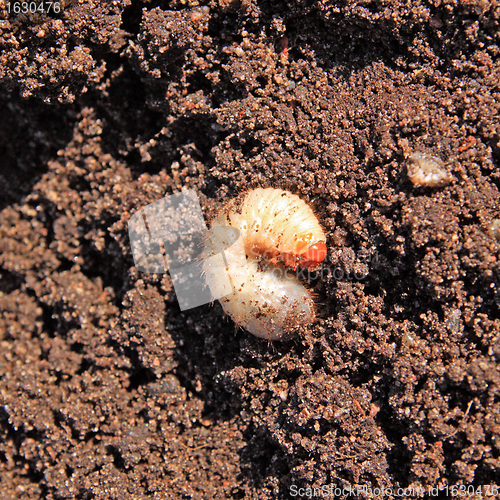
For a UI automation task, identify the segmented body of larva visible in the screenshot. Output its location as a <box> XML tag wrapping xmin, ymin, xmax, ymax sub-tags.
<box><xmin>203</xmin><ymin>188</ymin><xmax>326</xmax><ymax>340</ymax></box>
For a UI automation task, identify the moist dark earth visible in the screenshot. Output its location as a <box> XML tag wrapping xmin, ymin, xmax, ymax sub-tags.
<box><xmin>1</xmin><ymin>1</ymin><xmax>499</xmax><ymax>499</ymax></box>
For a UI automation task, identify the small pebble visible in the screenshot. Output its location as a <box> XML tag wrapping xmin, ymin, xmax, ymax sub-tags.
<box><xmin>407</xmin><ymin>152</ymin><xmax>454</xmax><ymax>188</ymax></box>
<box><xmin>488</xmin><ymin>219</ymin><xmax>500</xmax><ymax>241</ymax></box>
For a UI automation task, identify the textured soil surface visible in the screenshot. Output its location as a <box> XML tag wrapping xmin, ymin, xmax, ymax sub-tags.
<box><xmin>1</xmin><ymin>1</ymin><xmax>499</xmax><ymax>498</ymax></box>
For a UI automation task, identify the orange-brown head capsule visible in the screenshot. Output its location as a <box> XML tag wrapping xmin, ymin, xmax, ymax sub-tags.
<box><xmin>298</xmin><ymin>241</ymin><xmax>327</xmax><ymax>269</ymax></box>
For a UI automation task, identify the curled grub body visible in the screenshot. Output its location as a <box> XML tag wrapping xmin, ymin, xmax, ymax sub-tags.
<box><xmin>203</xmin><ymin>188</ymin><xmax>326</xmax><ymax>340</ymax></box>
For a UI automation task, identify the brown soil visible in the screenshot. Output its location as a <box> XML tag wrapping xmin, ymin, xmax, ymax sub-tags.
<box><xmin>1</xmin><ymin>1</ymin><xmax>499</xmax><ymax>498</ymax></box>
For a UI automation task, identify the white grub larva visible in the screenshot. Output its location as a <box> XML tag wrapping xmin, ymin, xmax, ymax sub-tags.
<box><xmin>407</xmin><ymin>152</ymin><xmax>454</xmax><ymax>188</ymax></box>
<box><xmin>203</xmin><ymin>188</ymin><xmax>327</xmax><ymax>341</ymax></box>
